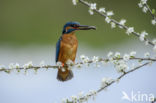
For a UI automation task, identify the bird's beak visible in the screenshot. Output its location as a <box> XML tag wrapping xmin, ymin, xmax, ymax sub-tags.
<box><xmin>78</xmin><ymin>25</ymin><xmax>96</xmax><ymax>30</ymax></box>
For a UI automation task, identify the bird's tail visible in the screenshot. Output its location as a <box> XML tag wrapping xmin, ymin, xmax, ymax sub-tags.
<box><xmin>57</xmin><ymin>68</ymin><xmax>73</xmax><ymax>82</ymax></box>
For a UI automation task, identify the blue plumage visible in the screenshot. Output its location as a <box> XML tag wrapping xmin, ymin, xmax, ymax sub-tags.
<box><xmin>62</xmin><ymin>22</ymin><xmax>80</xmax><ymax>34</ymax></box>
<box><xmin>55</xmin><ymin>37</ymin><xmax>62</xmax><ymax>62</ymax></box>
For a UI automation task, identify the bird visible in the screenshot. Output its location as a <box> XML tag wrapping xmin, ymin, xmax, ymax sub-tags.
<box><xmin>55</xmin><ymin>21</ymin><xmax>96</xmax><ymax>81</ymax></box>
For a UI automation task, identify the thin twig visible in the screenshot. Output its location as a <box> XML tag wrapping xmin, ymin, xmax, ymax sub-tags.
<box><xmin>79</xmin><ymin>0</ymin><xmax>155</xmax><ymax>46</ymax></box>
<box><xmin>98</xmin><ymin>62</ymin><xmax>150</xmax><ymax>92</ymax></box>
<box><xmin>0</xmin><ymin>57</ymin><xmax>155</xmax><ymax>73</ymax></box>
<box><xmin>144</xmin><ymin>3</ymin><xmax>156</xmax><ymax>21</ymax></box>
<box><xmin>77</xmin><ymin>62</ymin><xmax>152</xmax><ymax>102</ymax></box>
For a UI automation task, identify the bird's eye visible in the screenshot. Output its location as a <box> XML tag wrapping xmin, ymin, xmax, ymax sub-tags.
<box><xmin>71</xmin><ymin>24</ymin><xmax>77</xmax><ymax>27</ymax></box>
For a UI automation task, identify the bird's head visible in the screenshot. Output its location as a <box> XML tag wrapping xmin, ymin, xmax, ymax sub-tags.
<box><xmin>62</xmin><ymin>21</ymin><xmax>96</xmax><ymax>34</ymax></box>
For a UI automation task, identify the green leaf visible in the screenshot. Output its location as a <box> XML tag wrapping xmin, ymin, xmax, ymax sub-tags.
<box><xmin>130</xmin><ymin>56</ymin><xmax>134</xmax><ymax>58</ymax></box>
<box><xmin>5</xmin><ymin>70</ymin><xmax>11</xmax><ymax>74</ymax></box>
<box><xmin>152</xmin><ymin>9</ymin><xmax>155</xmax><ymax>14</ymax></box>
<box><xmin>17</xmin><ymin>69</ymin><xmax>20</xmax><ymax>73</ymax></box>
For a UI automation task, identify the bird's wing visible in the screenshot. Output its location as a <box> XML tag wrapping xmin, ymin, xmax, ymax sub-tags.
<box><xmin>55</xmin><ymin>37</ymin><xmax>62</xmax><ymax>62</ymax></box>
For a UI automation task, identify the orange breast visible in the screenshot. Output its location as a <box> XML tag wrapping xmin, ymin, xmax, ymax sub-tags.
<box><xmin>58</xmin><ymin>33</ymin><xmax>78</xmax><ymax>64</ymax></box>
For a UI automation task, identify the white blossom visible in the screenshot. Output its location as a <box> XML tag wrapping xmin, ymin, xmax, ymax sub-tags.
<box><xmin>23</xmin><ymin>64</ymin><xmax>27</xmax><ymax>69</ymax></box>
<box><xmin>80</xmin><ymin>55</ymin><xmax>90</xmax><ymax>63</ymax></box>
<box><xmin>126</xmin><ymin>27</ymin><xmax>134</xmax><ymax>35</ymax></box>
<box><xmin>109</xmin><ymin>57</ymin><xmax>114</xmax><ymax>63</ymax></box>
<box><xmin>98</xmin><ymin>8</ymin><xmax>106</xmax><ymax>13</ymax></box>
<box><xmin>105</xmin><ymin>17</ymin><xmax>111</xmax><ymax>23</ymax></box>
<box><xmin>144</xmin><ymin>52</ymin><xmax>150</xmax><ymax>58</ymax></box>
<box><xmin>152</xmin><ymin>39</ymin><xmax>156</xmax><ymax>45</ymax></box>
<box><xmin>9</xmin><ymin>63</ymin><xmax>15</xmax><ymax>69</ymax></box>
<box><xmin>83</xmin><ymin>57</ymin><xmax>90</xmax><ymax>63</ymax></box>
<box><xmin>15</xmin><ymin>63</ymin><xmax>20</xmax><ymax>69</ymax></box>
<box><xmin>139</xmin><ymin>31</ymin><xmax>148</xmax><ymax>41</ymax></box>
<box><xmin>56</xmin><ymin>61</ymin><xmax>62</xmax><ymax>68</ymax></box>
<box><xmin>123</xmin><ymin>54</ymin><xmax>130</xmax><ymax>61</ymax></box>
<box><xmin>107</xmin><ymin>11</ymin><xmax>114</xmax><ymax>16</ymax></box>
<box><xmin>40</xmin><ymin>61</ymin><xmax>45</xmax><ymax>67</ymax></box>
<box><xmin>80</xmin><ymin>55</ymin><xmax>86</xmax><ymax>60</ymax></box>
<box><xmin>23</xmin><ymin>61</ymin><xmax>33</xmax><ymax>69</ymax></box>
<box><xmin>119</xmin><ymin>19</ymin><xmax>126</xmax><ymax>28</ymax></box>
<box><xmin>90</xmin><ymin>3</ymin><xmax>96</xmax><ymax>10</ymax></box>
<box><xmin>142</xmin><ymin>6</ymin><xmax>148</xmax><ymax>13</ymax></box>
<box><xmin>62</xmin><ymin>98</ymin><xmax>68</xmax><ymax>103</ymax></box>
<box><xmin>130</xmin><ymin>51</ymin><xmax>136</xmax><ymax>57</ymax></box>
<box><xmin>115</xmin><ymin>60</ymin><xmax>129</xmax><ymax>73</ymax></box>
<box><xmin>66</xmin><ymin>59</ymin><xmax>74</xmax><ymax>70</ymax></box>
<box><xmin>88</xmin><ymin>9</ymin><xmax>94</xmax><ymax>15</ymax></box>
<box><xmin>151</xmin><ymin>19</ymin><xmax>156</xmax><ymax>25</ymax></box>
<box><xmin>89</xmin><ymin>90</ymin><xmax>97</xmax><ymax>100</ymax></box>
<box><xmin>89</xmin><ymin>90</ymin><xmax>97</xmax><ymax>95</ymax></box>
<box><xmin>71</xmin><ymin>95</ymin><xmax>77</xmax><ymax>102</ymax></box>
<box><xmin>27</xmin><ymin>61</ymin><xmax>33</xmax><ymax>67</ymax></box>
<box><xmin>111</xmin><ymin>22</ymin><xmax>116</xmax><ymax>28</ymax></box>
<box><xmin>72</xmin><ymin>0</ymin><xmax>77</xmax><ymax>5</ymax></box>
<box><xmin>92</xmin><ymin>56</ymin><xmax>99</xmax><ymax>63</ymax></box>
<box><xmin>107</xmin><ymin>51</ymin><xmax>113</xmax><ymax>57</ymax></box>
<box><xmin>141</xmin><ymin>0</ymin><xmax>147</xmax><ymax>4</ymax></box>
<box><xmin>138</xmin><ymin>3</ymin><xmax>143</xmax><ymax>8</ymax></box>
<box><xmin>101</xmin><ymin>77</ymin><xmax>113</xmax><ymax>87</ymax></box>
<box><xmin>66</xmin><ymin>59</ymin><xmax>74</xmax><ymax>66</ymax></box>
<box><xmin>114</xmin><ymin>52</ymin><xmax>121</xmax><ymax>58</ymax></box>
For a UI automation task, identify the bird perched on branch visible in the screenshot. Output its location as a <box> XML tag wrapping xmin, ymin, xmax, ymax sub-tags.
<box><xmin>56</xmin><ymin>21</ymin><xmax>96</xmax><ymax>81</ymax></box>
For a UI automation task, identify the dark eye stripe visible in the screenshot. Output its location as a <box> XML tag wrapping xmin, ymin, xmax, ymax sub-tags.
<box><xmin>71</xmin><ymin>24</ymin><xmax>78</xmax><ymax>27</ymax></box>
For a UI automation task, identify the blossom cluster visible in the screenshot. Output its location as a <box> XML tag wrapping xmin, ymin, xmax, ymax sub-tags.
<box><xmin>1</xmin><ymin>51</ymin><xmax>155</xmax><ymax>74</ymax></box>
<box><xmin>0</xmin><ymin>61</ymin><xmax>48</xmax><ymax>74</ymax></box>
<box><xmin>101</xmin><ymin>77</ymin><xmax>114</xmax><ymax>88</ymax></box>
<box><xmin>23</xmin><ymin>61</ymin><xmax>33</xmax><ymax>69</ymax></box>
<box><xmin>138</xmin><ymin>0</ymin><xmax>148</xmax><ymax>13</ymax></box>
<box><xmin>62</xmin><ymin>90</ymin><xmax>97</xmax><ymax>103</ymax></box>
<box><xmin>8</xmin><ymin>63</ymin><xmax>20</xmax><ymax>69</ymax></box>
<box><xmin>80</xmin><ymin>55</ymin><xmax>100</xmax><ymax>67</ymax></box>
<box><xmin>138</xmin><ymin>0</ymin><xmax>156</xmax><ymax>25</ymax></box>
<box><xmin>107</xmin><ymin>51</ymin><xmax>136</xmax><ymax>73</ymax></box>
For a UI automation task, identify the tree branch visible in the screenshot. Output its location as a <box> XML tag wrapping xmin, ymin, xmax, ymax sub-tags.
<box><xmin>79</xmin><ymin>0</ymin><xmax>155</xmax><ymax>46</ymax></box>
<box><xmin>0</xmin><ymin>57</ymin><xmax>155</xmax><ymax>73</ymax></box>
<box><xmin>144</xmin><ymin>3</ymin><xmax>156</xmax><ymax>21</ymax></box>
<box><xmin>66</xmin><ymin>61</ymin><xmax>153</xmax><ymax>103</ymax></box>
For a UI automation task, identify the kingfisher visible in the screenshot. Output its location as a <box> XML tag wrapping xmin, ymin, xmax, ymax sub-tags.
<box><xmin>56</xmin><ymin>21</ymin><xmax>96</xmax><ymax>81</ymax></box>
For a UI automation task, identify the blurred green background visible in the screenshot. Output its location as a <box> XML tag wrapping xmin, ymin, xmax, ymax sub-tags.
<box><xmin>0</xmin><ymin>0</ymin><xmax>156</xmax><ymax>47</ymax></box>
